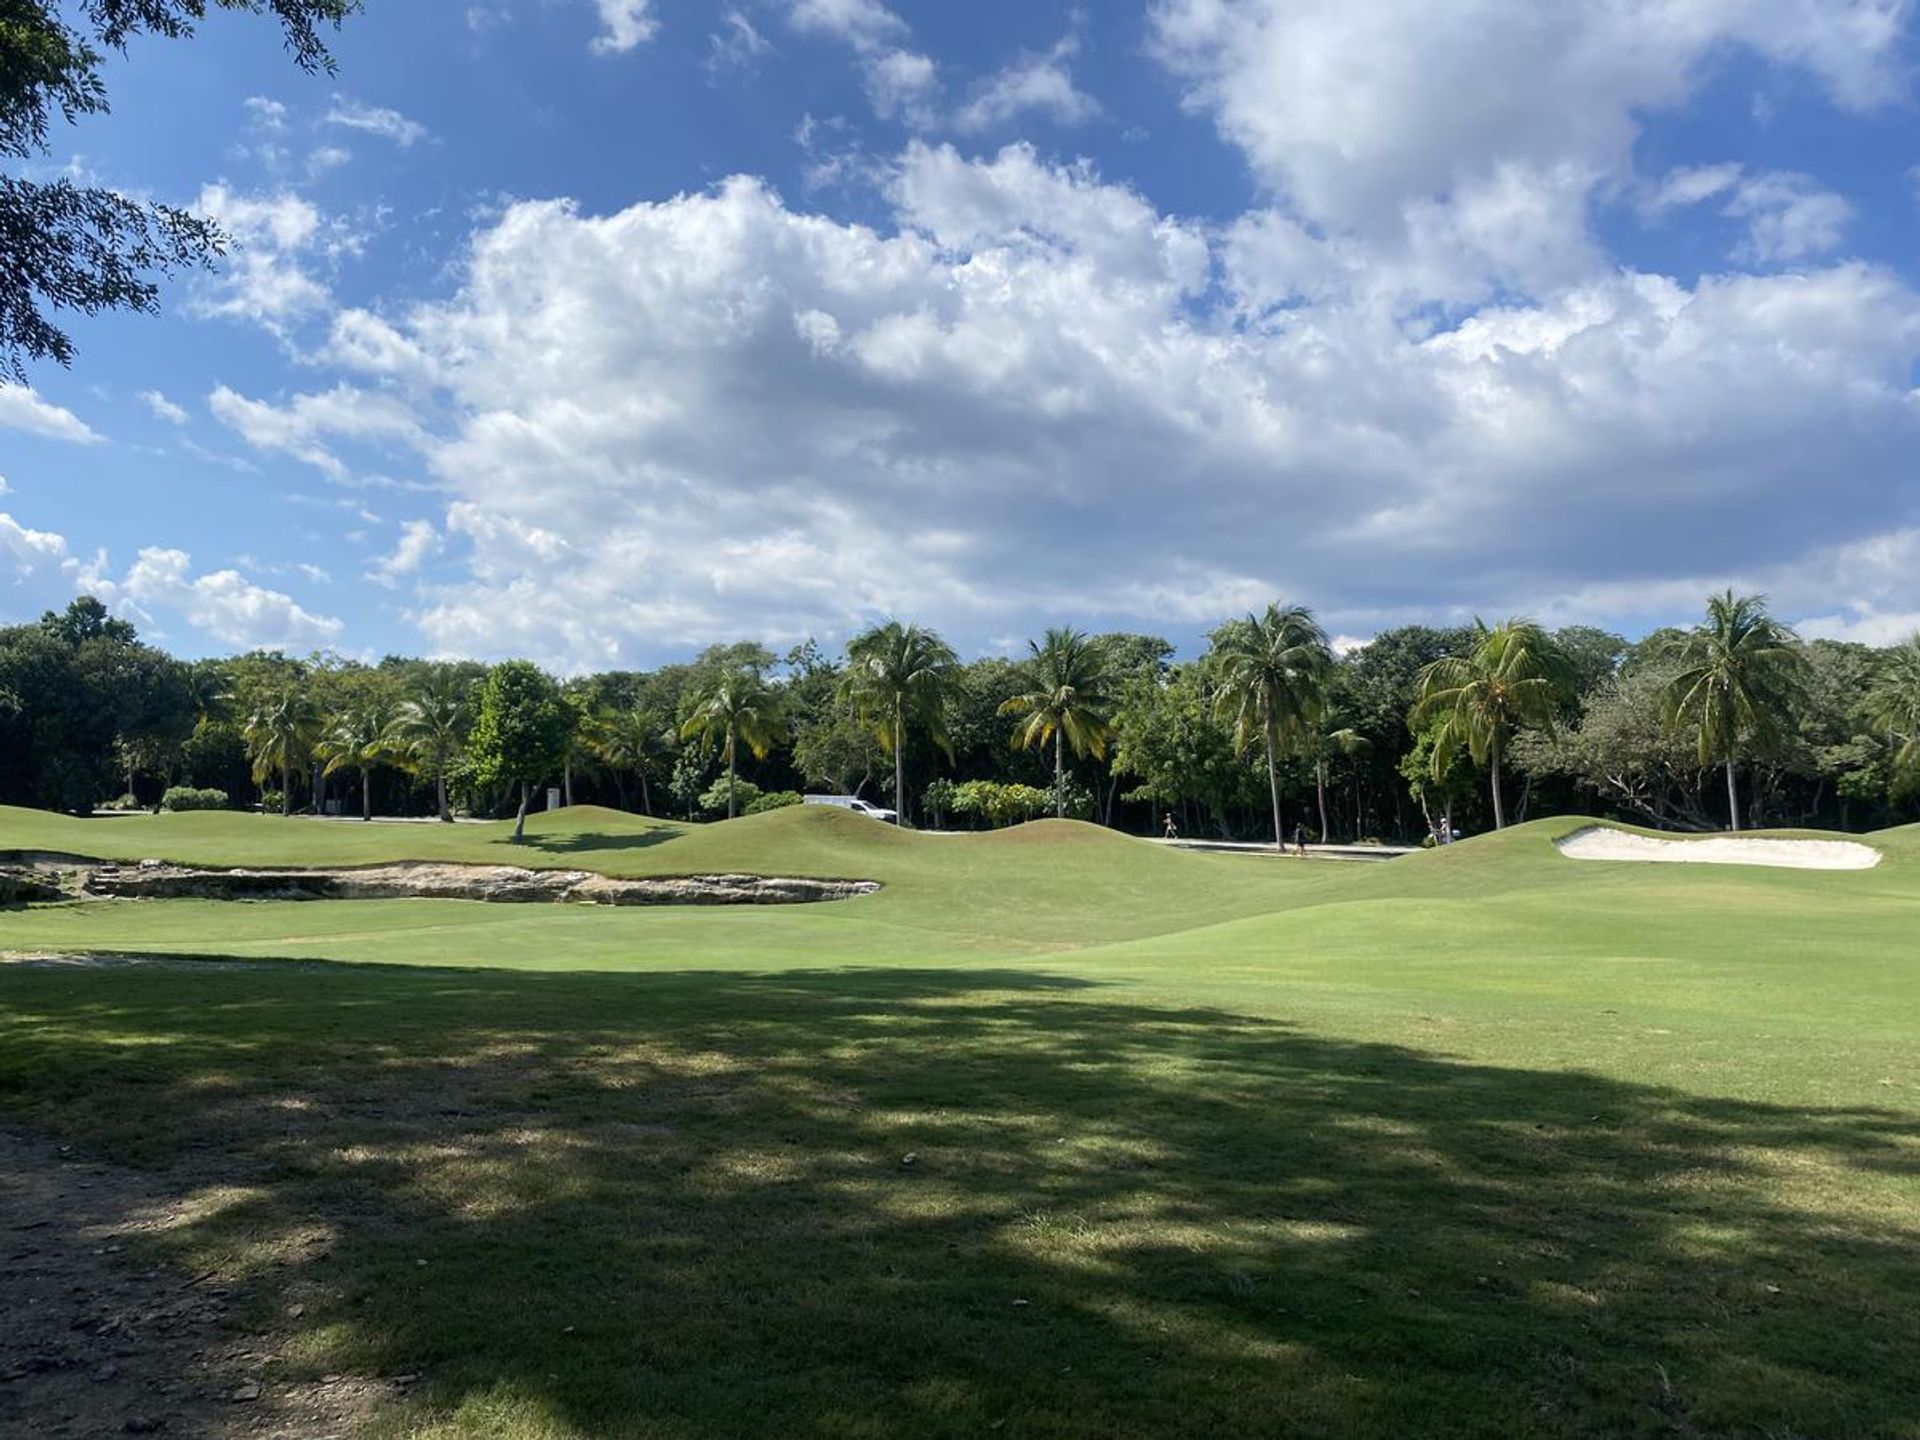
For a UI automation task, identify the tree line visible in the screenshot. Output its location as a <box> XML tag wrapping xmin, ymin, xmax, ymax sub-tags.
<box><xmin>4</xmin><ymin>592</ymin><xmax>1918</xmax><ymax>843</ymax></box>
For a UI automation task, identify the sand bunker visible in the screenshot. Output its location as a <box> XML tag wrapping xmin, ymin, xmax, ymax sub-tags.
<box><xmin>1555</xmin><ymin>826</ymin><xmax>1881</xmax><ymax>871</ymax></box>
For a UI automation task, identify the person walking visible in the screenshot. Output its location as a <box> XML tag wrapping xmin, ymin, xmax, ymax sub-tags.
<box><xmin>1163</xmin><ymin>813</ymin><xmax>1180</xmax><ymax>842</ymax></box>
<box><xmin>1293</xmin><ymin>821</ymin><xmax>1307</xmax><ymax>858</ymax></box>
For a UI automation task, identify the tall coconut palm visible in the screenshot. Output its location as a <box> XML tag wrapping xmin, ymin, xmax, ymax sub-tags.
<box><xmin>679</xmin><ymin>669</ymin><xmax>786</xmax><ymax>820</ymax></box>
<box><xmin>1867</xmin><ymin>634</ymin><xmax>1920</xmax><ymax>775</ymax></box>
<box><xmin>316</xmin><ymin>698</ymin><xmax>396</xmax><ymax>821</ymax></box>
<box><xmin>841</xmin><ymin>621</ymin><xmax>961</xmax><ymax>825</ymax></box>
<box><xmin>999</xmin><ymin>628</ymin><xmax>1118</xmax><ymax>819</ymax></box>
<box><xmin>242</xmin><ymin>685</ymin><xmax>320</xmax><ymax>817</ymax></box>
<box><xmin>387</xmin><ymin>674</ymin><xmax>469</xmax><ymax>822</ymax></box>
<box><xmin>1411</xmin><ymin>618</ymin><xmax>1571</xmax><ymax>831</ymax></box>
<box><xmin>1209</xmin><ymin>604</ymin><xmax>1333</xmax><ymax>847</ymax></box>
<box><xmin>1661</xmin><ymin>591</ymin><xmax>1803</xmax><ymax>832</ymax></box>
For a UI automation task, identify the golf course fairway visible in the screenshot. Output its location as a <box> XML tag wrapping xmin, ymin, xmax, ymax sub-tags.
<box><xmin>1</xmin><ymin>804</ymin><xmax>1916</xmax><ymax>1438</ymax></box>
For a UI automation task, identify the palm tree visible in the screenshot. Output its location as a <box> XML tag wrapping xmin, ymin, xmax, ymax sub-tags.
<box><xmin>242</xmin><ymin>685</ymin><xmax>320</xmax><ymax>817</ymax></box>
<box><xmin>387</xmin><ymin>674</ymin><xmax>469</xmax><ymax>822</ymax></box>
<box><xmin>841</xmin><ymin>621</ymin><xmax>961</xmax><ymax>825</ymax></box>
<box><xmin>593</xmin><ymin>706</ymin><xmax>669</xmax><ymax>814</ymax></box>
<box><xmin>1867</xmin><ymin>634</ymin><xmax>1920</xmax><ymax>776</ymax></box>
<box><xmin>316</xmin><ymin>698</ymin><xmax>396</xmax><ymax>821</ymax></box>
<box><xmin>679</xmin><ymin>669</ymin><xmax>786</xmax><ymax>820</ymax></box>
<box><xmin>999</xmin><ymin>628</ymin><xmax>1118</xmax><ymax>819</ymax></box>
<box><xmin>1209</xmin><ymin>604</ymin><xmax>1333</xmax><ymax>847</ymax></box>
<box><xmin>1661</xmin><ymin>591</ymin><xmax>1804</xmax><ymax>832</ymax></box>
<box><xmin>1411</xmin><ymin>618</ymin><xmax>1571</xmax><ymax>831</ymax></box>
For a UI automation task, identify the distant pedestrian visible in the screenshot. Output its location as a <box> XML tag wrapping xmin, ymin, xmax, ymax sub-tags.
<box><xmin>1293</xmin><ymin>822</ymin><xmax>1307</xmax><ymax>858</ymax></box>
<box><xmin>1163</xmin><ymin>813</ymin><xmax>1180</xmax><ymax>842</ymax></box>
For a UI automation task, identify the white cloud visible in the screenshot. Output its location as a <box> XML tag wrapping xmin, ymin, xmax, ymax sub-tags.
<box><xmin>709</xmin><ymin>8</ymin><xmax>773</xmax><ymax>71</ymax></box>
<box><xmin>0</xmin><ymin>512</ymin><xmax>80</xmax><ymax>600</ymax></box>
<box><xmin>208</xmin><ymin>383</ymin><xmax>424</xmax><ymax>479</ymax></box>
<box><xmin>0</xmin><ymin>514</ymin><xmax>341</xmax><ymax>649</ymax></box>
<box><xmin>244</xmin><ymin>96</ymin><xmax>288</xmax><ymax>130</ymax></box>
<box><xmin>1646</xmin><ymin>164</ymin><xmax>1853</xmax><ymax>263</ymax></box>
<box><xmin>788</xmin><ymin>0</ymin><xmax>906</xmax><ymax>47</ymax></box>
<box><xmin>110</xmin><ymin>548</ymin><xmax>343</xmax><ymax>649</ymax></box>
<box><xmin>786</xmin><ymin>0</ymin><xmax>938</xmax><ymax>126</ymax></box>
<box><xmin>1725</xmin><ymin>172</ymin><xmax>1853</xmax><ymax>262</ymax></box>
<box><xmin>0</xmin><ymin>385</ymin><xmax>103</xmax><ymax>444</ymax></box>
<box><xmin>324</xmin><ymin>95</ymin><xmax>429</xmax><ymax>147</ymax></box>
<box><xmin>591</xmin><ymin>0</ymin><xmax>657</xmax><ymax>54</ymax></box>
<box><xmin>1148</xmin><ymin>0</ymin><xmax>1903</xmax><ymax>294</ymax></box>
<box><xmin>276</xmin><ymin>147</ymin><xmax>1920</xmax><ymax>668</ymax></box>
<box><xmin>140</xmin><ymin>389</ymin><xmax>190</xmax><ymax>426</ymax></box>
<box><xmin>190</xmin><ymin>186</ymin><xmax>341</xmax><ymax>329</ymax></box>
<box><xmin>955</xmin><ymin>32</ymin><xmax>1102</xmax><ymax>133</ymax></box>
<box><xmin>370</xmin><ymin>518</ymin><xmax>442</xmax><ymax>586</ymax></box>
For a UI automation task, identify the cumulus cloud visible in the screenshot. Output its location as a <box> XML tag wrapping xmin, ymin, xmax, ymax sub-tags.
<box><xmin>109</xmin><ymin>548</ymin><xmax>343</xmax><ymax>649</ymax></box>
<box><xmin>0</xmin><ymin>513</ymin><xmax>341</xmax><ymax>649</ymax></box>
<box><xmin>284</xmin><ymin>145</ymin><xmax>1920</xmax><ymax>667</ymax></box>
<box><xmin>1148</xmin><ymin>0</ymin><xmax>1902</xmax><ymax>294</ymax></box>
<box><xmin>324</xmin><ymin>95</ymin><xmax>430</xmax><ymax>147</ymax></box>
<box><xmin>189</xmin><ymin>186</ymin><xmax>344</xmax><ymax>329</ymax></box>
<box><xmin>591</xmin><ymin>0</ymin><xmax>657</xmax><ymax>53</ymax></box>
<box><xmin>0</xmin><ymin>385</ymin><xmax>102</xmax><ymax>444</ymax></box>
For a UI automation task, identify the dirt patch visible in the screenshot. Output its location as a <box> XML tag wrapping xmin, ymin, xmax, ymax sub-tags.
<box><xmin>0</xmin><ymin>1124</ymin><xmax>404</xmax><ymax>1438</ymax></box>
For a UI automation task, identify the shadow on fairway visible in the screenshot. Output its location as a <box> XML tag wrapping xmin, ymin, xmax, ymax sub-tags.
<box><xmin>0</xmin><ymin>963</ymin><xmax>1915</xmax><ymax>1438</ymax></box>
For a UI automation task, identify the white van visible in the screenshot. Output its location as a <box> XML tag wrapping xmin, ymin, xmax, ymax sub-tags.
<box><xmin>803</xmin><ymin>794</ymin><xmax>899</xmax><ymax>823</ymax></box>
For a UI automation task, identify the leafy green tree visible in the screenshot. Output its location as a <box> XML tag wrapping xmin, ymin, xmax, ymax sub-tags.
<box><xmin>679</xmin><ymin>668</ymin><xmax>785</xmax><ymax>820</ymax></box>
<box><xmin>468</xmin><ymin>661</ymin><xmax>572</xmax><ymax>843</ymax></box>
<box><xmin>999</xmin><ymin>628</ymin><xmax>1118</xmax><ymax>819</ymax></box>
<box><xmin>387</xmin><ymin>671</ymin><xmax>471</xmax><ymax>822</ymax></box>
<box><xmin>593</xmin><ymin>706</ymin><xmax>671</xmax><ymax>814</ymax></box>
<box><xmin>1309</xmin><ymin>726</ymin><xmax>1371</xmax><ymax>844</ymax></box>
<box><xmin>316</xmin><ymin>697</ymin><xmax>395</xmax><ymax>821</ymax></box>
<box><xmin>1412</xmin><ymin>618</ymin><xmax>1572</xmax><ymax>831</ymax></box>
<box><xmin>243</xmin><ymin>684</ymin><xmax>320</xmax><ymax>816</ymax></box>
<box><xmin>1867</xmin><ymin>634</ymin><xmax>1920</xmax><ymax>778</ymax></box>
<box><xmin>1</xmin><ymin>1</ymin><xmax>357</xmax><ymax>378</ymax></box>
<box><xmin>1660</xmin><ymin>592</ymin><xmax>1804</xmax><ymax>832</ymax></box>
<box><xmin>840</xmin><ymin>621</ymin><xmax>961</xmax><ymax>824</ymax></box>
<box><xmin>1209</xmin><ymin>604</ymin><xmax>1333</xmax><ymax>847</ymax></box>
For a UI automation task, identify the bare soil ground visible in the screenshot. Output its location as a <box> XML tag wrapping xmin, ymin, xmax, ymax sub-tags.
<box><xmin>0</xmin><ymin>1123</ymin><xmax>400</xmax><ymax>1438</ymax></box>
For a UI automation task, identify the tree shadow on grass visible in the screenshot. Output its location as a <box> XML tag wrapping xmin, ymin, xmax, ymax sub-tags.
<box><xmin>484</xmin><ymin>827</ymin><xmax>687</xmax><ymax>861</ymax></box>
<box><xmin>0</xmin><ymin>962</ymin><xmax>1916</xmax><ymax>1438</ymax></box>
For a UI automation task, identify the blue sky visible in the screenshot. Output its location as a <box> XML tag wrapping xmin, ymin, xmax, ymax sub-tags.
<box><xmin>2</xmin><ymin>0</ymin><xmax>1917</xmax><ymax>667</ymax></box>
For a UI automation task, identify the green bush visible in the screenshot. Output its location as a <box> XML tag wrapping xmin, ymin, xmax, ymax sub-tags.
<box><xmin>697</xmin><ymin>777</ymin><xmax>763</xmax><ymax>816</ymax></box>
<box><xmin>745</xmin><ymin>790</ymin><xmax>802</xmax><ymax>815</ymax></box>
<box><xmin>949</xmin><ymin>779</ymin><xmax>1054</xmax><ymax>828</ymax></box>
<box><xmin>160</xmin><ymin>785</ymin><xmax>229</xmax><ymax>812</ymax></box>
<box><xmin>96</xmin><ymin>793</ymin><xmax>141</xmax><ymax>812</ymax></box>
<box><xmin>258</xmin><ymin>789</ymin><xmax>285</xmax><ymax>814</ymax></box>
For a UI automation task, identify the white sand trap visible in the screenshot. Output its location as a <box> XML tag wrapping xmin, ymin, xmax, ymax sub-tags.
<box><xmin>1555</xmin><ymin>826</ymin><xmax>1881</xmax><ymax>870</ymax></box>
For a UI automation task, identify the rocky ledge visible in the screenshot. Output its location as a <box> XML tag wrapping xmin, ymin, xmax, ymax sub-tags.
<box><xmin>3</xmin><ymin>859</ymin><xmax>878</xmax><ymax>907</ymax></box>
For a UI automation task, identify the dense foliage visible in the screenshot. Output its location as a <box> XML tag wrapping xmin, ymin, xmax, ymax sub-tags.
<box><xmin>5</xmin><ymin>593</ymin><xmax>1918</xmax><ymax>839</ymax></box>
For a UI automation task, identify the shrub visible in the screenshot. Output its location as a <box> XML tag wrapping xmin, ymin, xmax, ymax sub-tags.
<box><xmin>948</xmin><ymin>779</ymin><xmax>1054</xmax><ymax>828</ymax></box>
<box><xmin>697</xmin><ymin>777</ymin><xmax>764</xmax><ymax>816</ymax></box>
<box><xmin>922</xmin><ymin>777</ymin><xmax>956</xmax><ymax>828</ymax></box>
<box><xmin>258</xmin><ymin>789</ymin><xmax>285</xmax><ymax>814</ymax></box>
<box><xmin>161</xmin><ymin>785</ymin><xmax>229</xmax><ymax>812</ymax></box>
<box><xmin>745</xmin><ymin>789</ymin><xmax>802</xmax><ymax>814</ymax></box>
<box><xmin>96</xmin><ymin>793</ymin><xmax>141</xmax><ymax>812</ymax></box>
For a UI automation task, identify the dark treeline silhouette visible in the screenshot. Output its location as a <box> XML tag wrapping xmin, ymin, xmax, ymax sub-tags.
<box><xmin>4</xmin><ymin>592</ymin><xmax>1918</xmax><ymax>841</ymax></box>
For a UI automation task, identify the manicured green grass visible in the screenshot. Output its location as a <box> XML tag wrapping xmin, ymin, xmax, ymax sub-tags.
<box><xmin>2</xmin><ymin>807</ymin><xmax>1917</xmax><ymax>1437</ymax></box>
